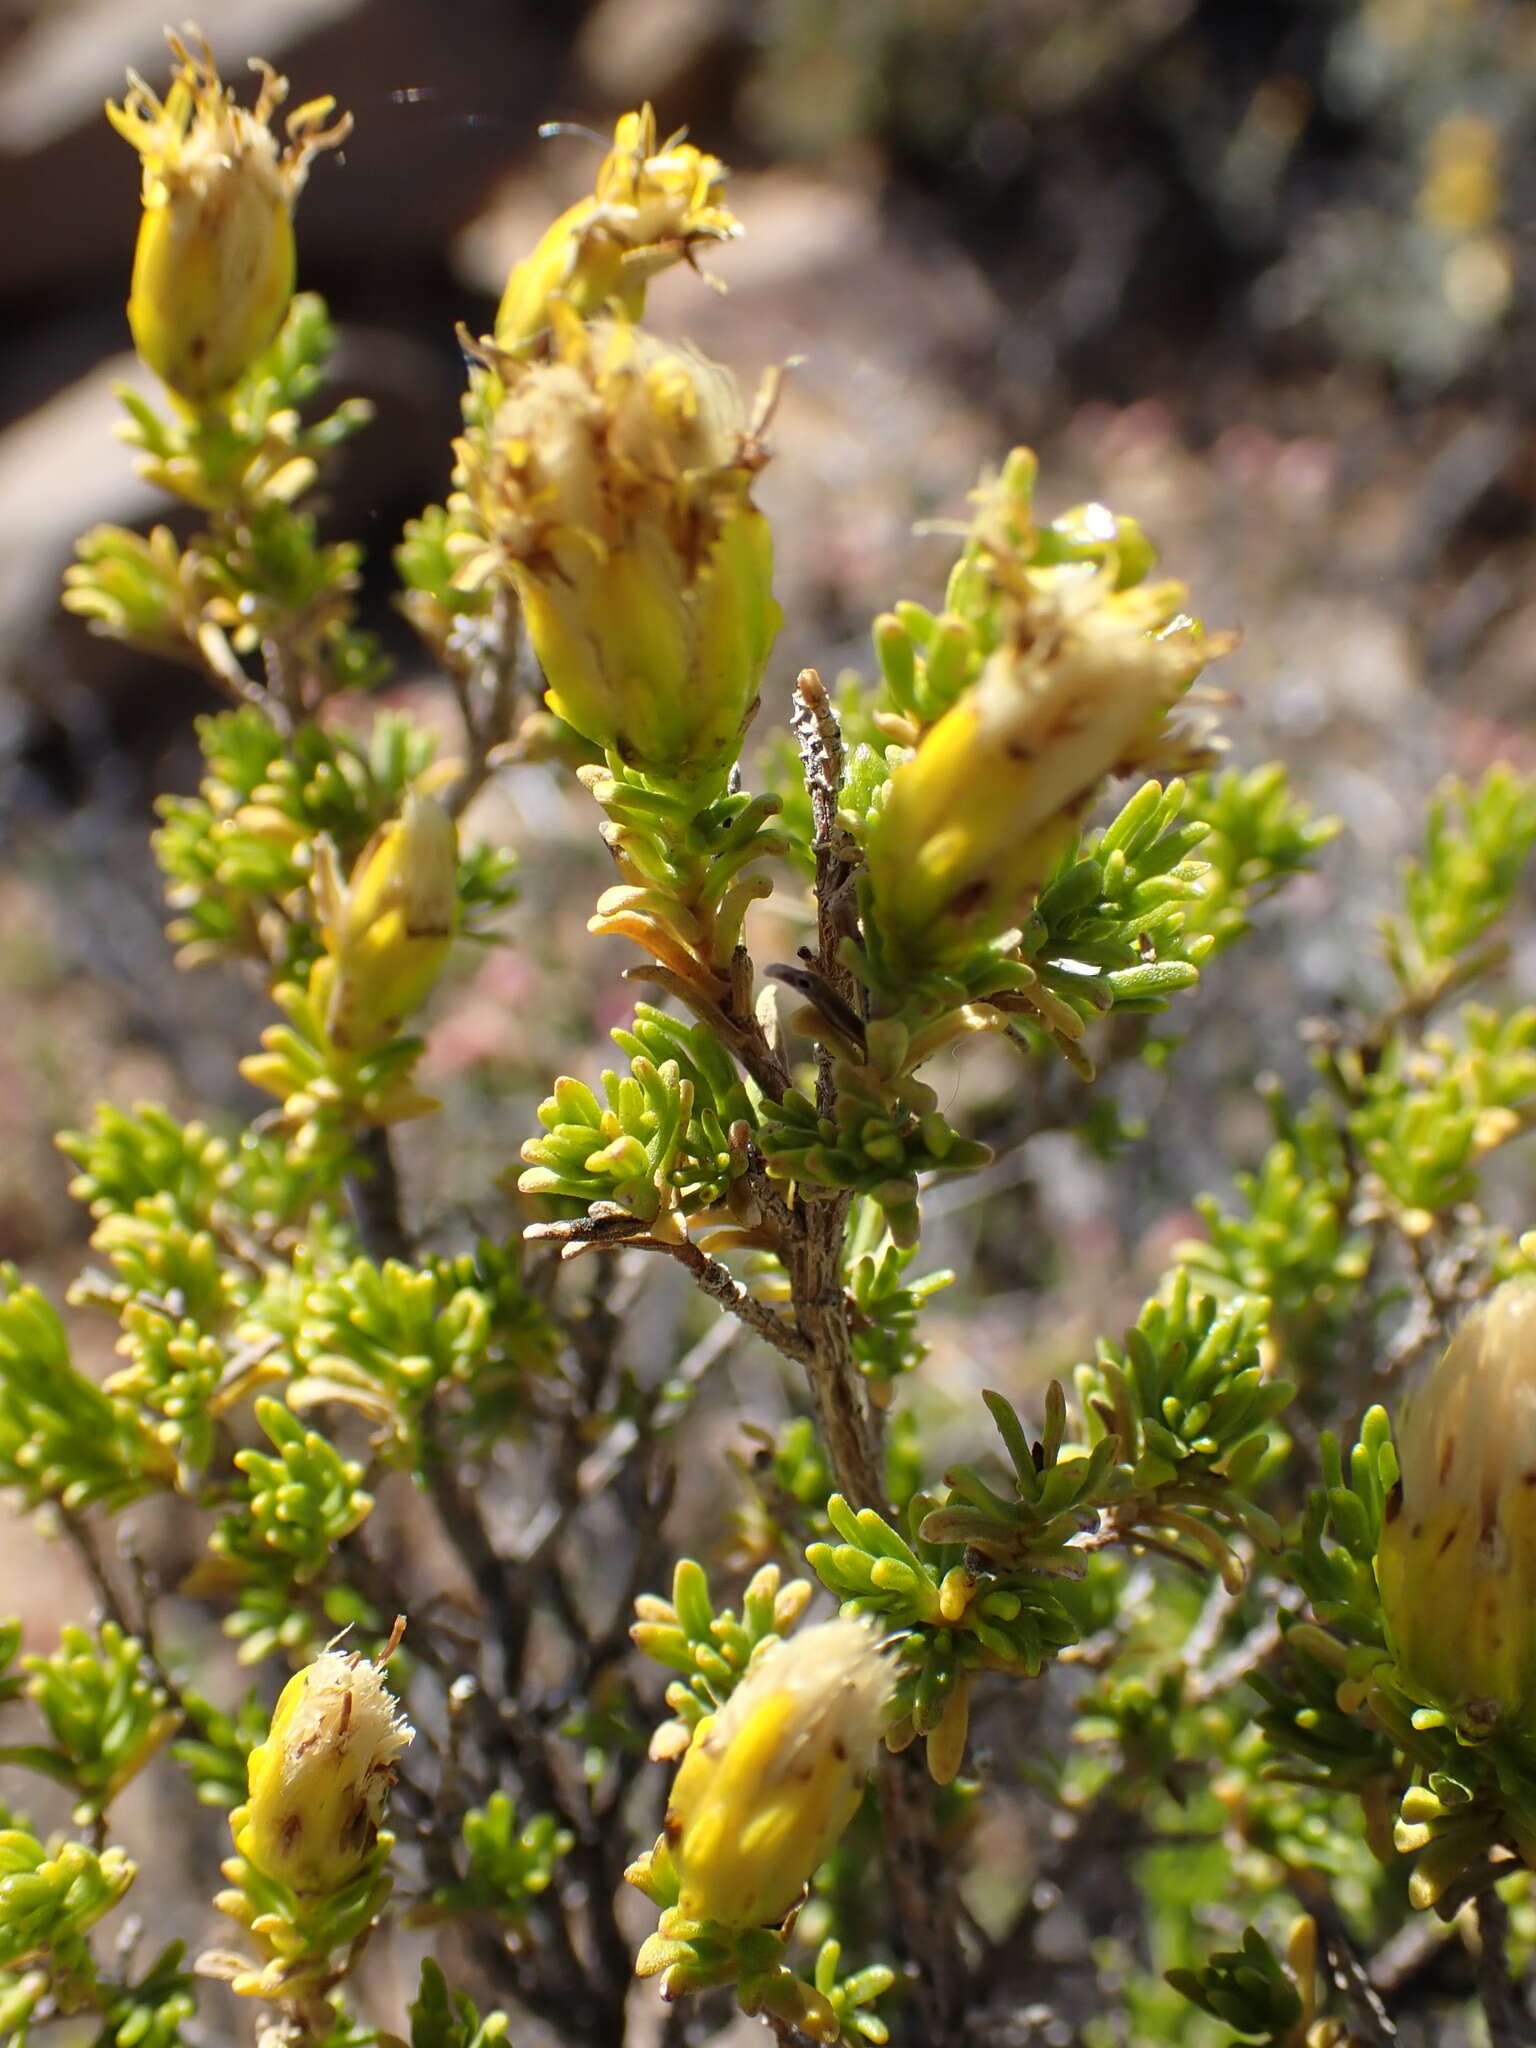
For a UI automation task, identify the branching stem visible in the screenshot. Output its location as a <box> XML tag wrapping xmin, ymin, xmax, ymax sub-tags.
<box><xmin>779</xmin><ymin>670</ymin><xmax>965</xmax><ymax>2042</ymax></box>
<box><xmin>525</xmin><ymin>1214</ymin><xmax>814</xmax><ymax>1364</ymax></box>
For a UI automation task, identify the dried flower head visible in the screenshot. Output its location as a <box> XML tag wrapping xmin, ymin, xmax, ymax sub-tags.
<box><xmin>494</xmin><ymin>105</ymin><xmax>738</xmax><ymax>352</ymax></box>
<box><xmin>234</xmin><ymin>1635</ymin><xmax>413</xmax><ymax>1895</ymax></box>
<box><xmin>1378</xmin><ymin>1282</ymin><xmax>1536</xmax><ymax>1731</ymax></box>
<box><xmin>107</xmin><ymin>28</ymin><xmax>350</xmax><ymax>404</ymax></box>
<box><xmin>665</xmin><ymin>1617</ymin><xmax>896</xmax><ymax>1929</ymax></box>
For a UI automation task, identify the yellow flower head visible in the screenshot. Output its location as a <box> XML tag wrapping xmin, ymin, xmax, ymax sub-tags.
<box><xmin>665</xmin><ymin>1616</ymin><xmax>895</xmax><ymax>1930</ymax></box>
<box><xmin>1378</xmin><ymin>1283</ymin><xmax>1536</xmax><ymax>1732</ymax></box>
<box><xmin>494</xmin><ymin>105</ymin><xmax>738</xmax><ymax>351</ymax></box>
<box><xmin>459</xmin><ymin>311</ymin><xmax>779</xmax><ymax>788</ymax></box>
<box><xmin>313</xmin><ymin>791</ymin><xmax>459</xmax><ymax>1052</ymax></box>
<box><xmin>107</xmin><ymin>28</ymin><xmax>350</xmax><ymax>405</ymax></box>
<box><xmin>234</xmin><ymin>1638</ymin><xmax>413</xmax><ymax>1895</ymax></box>
<box><xmin>863</xmin><ymin>463</ymin><xmax>1220</xmax><ymax>972</ymax></box>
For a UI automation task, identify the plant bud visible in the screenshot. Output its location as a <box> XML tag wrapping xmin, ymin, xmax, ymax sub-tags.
<box><xmin>459</xmin><ymin>311</ymin><xmax>779</xmax><ymax>789</ymax></box>
<box><xmin>107</xmin><ymin>30</ymin><xmax>349</xmax><ymax>405</ymax></box>
<box><xmin>862</xmin><ymin>555</ymin><xmax>1216</xmax><ymax>974</ymax></box>
<box><xmin>234</xmin><ymin>1641</ymin><xmax>412</xmax><ymax>1895</ymax></box>
<box><xmin>314</xmin><ymin>793</ymin><xmax>458</xmax><ymax>1051</ymax></box>
<box><xmin>665</xmin><ymin>1617</ymin><xmax>895</xmax><ymax>1929</ymax></box>
<box><xmin>494</xmin><ymin>106</ymin><xmax>738</xmax><ymax>352</ymax></box>
<box><xmin>1378</xmin><ymin>1283</ymin><xmax>1536</xmax><ymax>1730</ymax></box>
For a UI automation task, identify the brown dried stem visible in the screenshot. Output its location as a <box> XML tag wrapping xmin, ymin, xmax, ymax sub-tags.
<box><xmin>783</xmin><ymin>671</ymin><xmax>886</xmax><ymax>1511</ymax></box>
<box><xmin>525</xmin><ymin>1212</ymin><xmax>814</xmax><ymax>1364</ymax></box>
<box><xmin>779</xmin><ymin>670</ymin><xmax>965</xmax><ymax>2041</ymax></box>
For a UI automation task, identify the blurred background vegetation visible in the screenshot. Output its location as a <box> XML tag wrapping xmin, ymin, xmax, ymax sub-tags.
<box><xmin>1</xmin><ymin>0</ymin><xmax>1534</xmax><ymax>2028</ymax></box>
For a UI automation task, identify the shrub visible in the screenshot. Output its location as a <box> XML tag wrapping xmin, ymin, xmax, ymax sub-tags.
<box><xmin>8</xmin><ymin>27</ymin><xmax>1536</xmax><ymax>2048</ymax></box>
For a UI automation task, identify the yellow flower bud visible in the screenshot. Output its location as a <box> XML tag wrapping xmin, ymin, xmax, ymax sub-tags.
<box><xmin>459</xmin><ymin>311</ymin><xmax>779</xmax><ymax>789</ymax></box>
<box><xmin>494</xmin><ymin>106</ymin><xmax>738</xmax><ymax>352</ymax></box>
<box><xmin>233</xmin><ymin>1641</ymin><xmax>413</xmax><ymax>1895</ymax></box>
<box><xmin>313</xmin><ymin>793</ymin><xmax>458</xmax><ymax>1051</ymax></box>
<box><xmin>106</xmin><ymin>29</ymin><xmax>350</xmax><ymax>406</ymax></box>
<box><xmin>665</xmin><ymin>1617</ymin><xmax>895</xmax><ymax>1929</ymax></box>
<box><xmin>1378</xmin><ymin>1283</ymin><xmax>1536</xmax><ymax>1731</ymax></box>
<box><xmin>863</xmin><ymin>556</ymin><xmax>1216</xmax><ymax>972</ymax></box>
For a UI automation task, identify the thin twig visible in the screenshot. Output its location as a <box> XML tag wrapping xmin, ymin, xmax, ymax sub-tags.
<box><xmin>655</xmin><ymin>1234</ymin><xmax>815</xmax><ymax>1364</ymax></box>
<box><xmin>717</xmin><ymin>958</ymin><xmax>795</xmax><ymax>1100</ymax></box>
<box><xmin>570</xmin><ymin>1317</ymin><xmax>742</xmax><ymax>1505</ymax></box>
<box><xmin>499</xmin><ymin>1697</ymin><xmax>633</xmax><ymax>2045</ymax></box>
<box><xmin>1178</xmin><ymin>1553</ymin><xmax>1243</xmax><ymax>1674</ymax></box>
<box><xmin>410</xmin><ymin>1244</ymin><xmax>644</xmax><ymax>2047</ymax></box>
<box><xmin>260</xmin><ymin>629</ymin><xmax>304</xmax><ymax>724</ymax></box>
<box><xmin>1368</xmin><ymin>1909</ymin><xmax>1454</xmax><ymax>1996</ymax></box>
<box><xmin>1476</xmin><ymin>1887</ymin><xmax>1536</xmax><ymax>2046</ymax></box>
<box><xmin>449</xmin><ymin>582</ymin><xmax>523</xmax><ymax>818</ymax></box>
<box><xmin>525</xmin><ymin>1214</ymin><xmax>814</xmax><ymax>1364</ymax></box>
<box><xmin>1429</xmin><ymin>1851</ymin><xmax>1517</xmax><ymax>1923</ymax></box>
<box><xmin>116</xmin><ymin>1531</ymin><xmax>197</xmax><ymax>1724</ymax></box>
<box><xmin>1188</xmin><ymin>1581</ymin><xmax>1294</xmax><ymax>1708</ymax></box>
<box><xmin>406</xmin><ymin>1451</ymin><xmax>629</xmax><ymax>2040</ymax></box>
<box><xmin>346</xmin><ymin>1125</ymin><xmax>413</xmax><ymax>1263</ymax></box>
<box><xmin>420</xmin><ymin>1442</ymin><xmax>530</xmax><ymax>1692</ymax></box>
<box><xmin>878</xmin><ymin>1743</ymin><xmax>972</xmax><ymax>2043</ymax></box>
<box><xmin>1193</xmin><ymin>1610</ymin><xmax>1287</xmax><ymax>1704</ymax></box>
<box><xmin>1288</xmin><ymin>1869</ymin><xmax>1399</xmax><ymax>2046</ymax></box>
<box><xmin>196</xmin><ymin>614</ymin><xmax>289</xmax><ymax>728</ymax></box>
<box><xmin>60</xmin><ymin>1508</ymin><xmax>134</xmax><ymax>1636</ymax></box>
<box><xmin>1058</xmin><ymin>1564</ymin><xmax>1158</xmax><ymax>1670</ymax></box>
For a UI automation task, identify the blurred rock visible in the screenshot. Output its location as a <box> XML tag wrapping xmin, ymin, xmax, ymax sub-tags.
<box><xmin>575</xmin><ymin>0</ymin><xmax>730</xmax><ymax>107</ymax></box>
<box><xmin>0</xmin><ymin>0</ymin><xmax>357</xmax><ymax>154</ymax></box>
